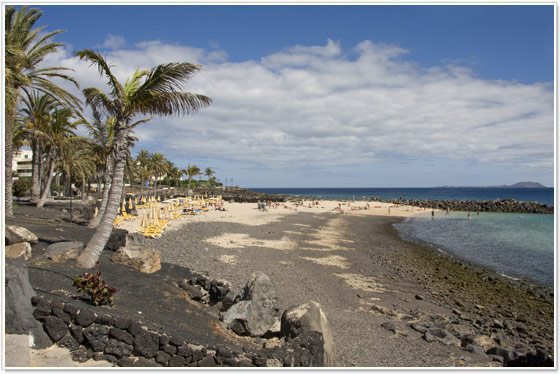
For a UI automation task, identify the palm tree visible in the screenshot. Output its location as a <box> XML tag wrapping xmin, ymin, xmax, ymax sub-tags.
<box><xmin>5</xmin><ymin>5</ymin><xmax>80</xmax><ymax>216</ymax></box>
<box><xmin>74</xmin><ymin>50</ymin><xmax>211</xmax><ymax>269</ymax></box>
<box><xmin>168</xmin><ymin>165</ymin><xmax>184</xmax><ymax>189</ymax></box>
<box><xmin>85</xmin><ymin>110</ymin><xmax>115</xmax><ymax>227</ymax></box>
<box><xmin>19</xmin><ymin>91</ymin><xmax>58</xmax><ymax>202</ymax></box>
<box><xmin>135</xmin><ymin>149</ymin><xmax>151</xmax><ymax>196</ymax></box>
<box><xmin>36</xmin><ymin>106</ymin><xmax>84</xmax><ymax>208</ymax></box>
<box><xmin>205</xmin><ymin>167</ymin><xmax>215</xmax><ymax>187</ymax></box>
<box><xmin>58</xmin><ymin>139</ymin><xmax>96</xmax><ymax>199</ymax></box>
<box><xmin>184</xmin><ymin>163</ymin><xmax>202</xmax><ymax>195</ymax></box>
<box><xmin>148</xmin><ymin>152</ymin><xmax>169</xmax><ymax>195</ymax></box>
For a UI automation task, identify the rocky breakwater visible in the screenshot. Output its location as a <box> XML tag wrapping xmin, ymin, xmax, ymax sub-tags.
<box><xmin>386</xmin><ymin>198</ymin><xmax>553</xmax><ymax>214</ymax></box>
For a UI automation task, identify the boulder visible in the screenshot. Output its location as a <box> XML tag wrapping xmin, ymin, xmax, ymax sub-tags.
<box><xmin>6</xmin><ymin>225</ymin><xmax>38</xmax><ymax>245</ymax></box>
<box><xmin>46</xmin><ymin>241</ymin><xmax>83</xmax><ymax>262</ymax></box>
<box><xmin>423</xmin><ymin>328</ymin><xmax>461</xmax><ymax>347</ymax></box>
<box><xmin>221</xmin><ymin>272</ymin><xmax>280</xmax><ymax>337</ymax></box>
<box><xmin>5</xmin><ymin>242</ymin><xmax>32</xmax><ymax>260</ymax></box>
<box><xmin>280</xmin><ymin>300</ymin><xmax>336</xmax><ymax>367</ymax></box>
<box><xmin>105</xmin><ymin>228</ymin><xmax>128</xmax><ymax>251</ymax></box>
<box><xmin>111</xmin><ymin>244</ymin><xmax>161</xmax><ymax>274</ymax></box>
<box><xmin>5</xmin><ymin>258</ymin><xmax>51</xmax><ymax>348</ymax></box>
<box><xmin>44</xmin><ymin>316</ymin><xmax>68</xmax><ymax>343</ymax></box>
<box><xmin>83</xmin><ymin>325</ymin><xmax>110</xmax><ymax>352</ymax></box>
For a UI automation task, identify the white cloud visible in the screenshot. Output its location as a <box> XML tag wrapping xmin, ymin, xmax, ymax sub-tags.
<box><xmin>101</xmin><ymin>34</ymin><xmax>126</xmax><ymax>50</ymax></box>
<box><xmin>39</xmin><ymin>39</ymin><xmax>554</xmax><ymax>185</ymax></box>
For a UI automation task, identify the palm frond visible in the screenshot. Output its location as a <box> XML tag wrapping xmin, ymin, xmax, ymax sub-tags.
<box><xmin>73</xmin><ymin>49</ymin><xmax>124</xmax><ymax>99</ymax></box>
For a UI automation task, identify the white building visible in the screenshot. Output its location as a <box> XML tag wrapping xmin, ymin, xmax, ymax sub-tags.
<box><xmin>12</xmin><ymin>149</ymin><xmax>33</xmax><ymax>179</ymax></box>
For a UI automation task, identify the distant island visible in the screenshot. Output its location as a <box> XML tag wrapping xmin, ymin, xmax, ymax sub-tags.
<box><xmin>436</xmin><ymin>182</ymin><xmax>548</xmax><ymax>188</ymax></box>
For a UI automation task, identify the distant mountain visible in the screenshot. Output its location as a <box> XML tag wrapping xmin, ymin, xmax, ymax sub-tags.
<box><xmin>436</xmin><ymin>182</ymin><xmax>548</xmax><ymax>188</ymax></box>
<box><xmin>507</xmin><ymin>182</ymin><xmax>547</xmax><ymax>188</ymax></box>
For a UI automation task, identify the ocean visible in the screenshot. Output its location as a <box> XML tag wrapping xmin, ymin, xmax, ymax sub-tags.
<box><xmin>251</xmin><ymin>187</ymin><xmax>555</xmax><ymax>287</ymax></box>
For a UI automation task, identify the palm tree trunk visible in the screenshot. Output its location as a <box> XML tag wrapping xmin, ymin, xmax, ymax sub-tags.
<box><xmin>78</xmin><ymin>123</ymin><xmax>128</xmax><ymax>268</ymax></box>
<box><xmin>78</xmin><ymin>157</ymin><xmax>124</xmax><ymax>268</ymax></box>
<box><xmin>89</xmin><ymin>163</ymin><xmax>112</xmax><ymax>228</ymax></box>
<box><xmin>5</xmin><ymin>106</ymin><xmax>15</xmax><ymax>217</ymax></box>
<box><xmin>37</xmin><ymin>157</ymin><xmax>55</xmax><ymax>208</ymax></box>
<box><xmin>30</xmin><ymin>140</ymin><xmax>42</xmax><ymax>202</ymax></box>
<box><xmin>81</xmin><ymin>175</ymin><xmax>87</xmax><ymax>203</ymax></box>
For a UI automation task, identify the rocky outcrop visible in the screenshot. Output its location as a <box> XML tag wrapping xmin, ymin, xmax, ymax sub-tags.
<box><xmin>281</xmin><ymin>301</ymin><xmax>336</xmax><ymax>367</ymax></box>
<box><xmin>46</xmin><ymin>241</ymin><xmax>83</xmax><ymax>262</ymax></box>
<box><xmin>221</xmin><ymin>272</ymin><xmax>280</xmax><ymax>337</ymax></box>
<box><xmin>5</xmin><ymin>258</ymin><xmax>51</xmax><ymax>348</ymax></box>
<box><xmin>6</xmin><ymin>242</ymin><xmax>32</xmax><ymax>260</ymax></box>
<box><xmin>111</xmin><ymin>245</ymin><xmax>162</xmax><ymax>274</ymax></box>
<box><xmin>6</xmin><ymin>225</ymin><xmax>38</xmax><ymax>245</ymax></box>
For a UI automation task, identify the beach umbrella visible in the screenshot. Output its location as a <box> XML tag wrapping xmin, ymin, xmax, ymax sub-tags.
<box><xmin>152</xmin><ymin>213</ymin><xmax>160</xmax><ymax>227</ymax></box>
<box><xmin>94</xmin><ymin>206</ymin><xmax>99</xmax><ymax>218</ymax></box>
<box><xmin>157</xmin><ymin>195</ymin><xmax>161</xmax><ymax>202</ymax></box>
<box><xmin>135</xmin><ymin>197</ymin><xmax>138</xmax><ymax>205</ymax></box>
<box><xmin>140</xmin><ymin>214</ymin><xmax>148</xmax><ymax>228</ymax></box>
<box><xmin>128</xmin><ymin>199</ymin><xmax>133</xmax><ymax>209</ymax></box>
<box><xmin>121</xmin><ymin>200</ymin><xmax>126</xmax><ymax>213</ymax></box>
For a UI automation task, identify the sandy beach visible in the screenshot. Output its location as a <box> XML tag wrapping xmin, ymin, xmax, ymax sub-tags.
<box><xmin>116</xmin><ymin>198</ymin><xmax>553</xmax><ymax>367</ymax></box>
<box><xmin>6</xmin><ymin>197</ymin><xmax>553</xmax><ymax>367</ymax></box>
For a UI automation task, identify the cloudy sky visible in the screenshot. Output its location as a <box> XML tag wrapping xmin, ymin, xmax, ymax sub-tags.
<box><xmin>26</xmin><ymin>3</ymin><xmax>555</xmax><ymax>187</ymax></box>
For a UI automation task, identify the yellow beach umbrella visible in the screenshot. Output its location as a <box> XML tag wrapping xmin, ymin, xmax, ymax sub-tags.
<box><xmin>94</xmin><ymin>206</ymin><xmax>99</xmax><ymax>218</ymax></box>
<box><xmin>121</xmin><ymin>200</ymin><xmax>126</xmax><ymax>213</ymax></box>
<box><xmin>157</xmin><ymin>195</ymin><xmax>161</xmax><ymax>202</ymax></box>
<box><xmin>152</xmin><ymin>213</ymin><xmax>160</xmax><ymax>227</ymax></box>
<box><xmin>135</xmin><ymin>197</ymin><xmax>138</xmax><ymax>205</ymax></box>
<box><xmin>140</xmin><ymin>214</ymin><xmax>148</xmax><ymax>228</ymax></box>
<box><xmin>128</xmin><ymin>199</ymin><xmax>133</xmax><ymax>209</ymax></box>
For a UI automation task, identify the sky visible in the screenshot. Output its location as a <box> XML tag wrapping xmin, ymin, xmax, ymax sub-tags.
<box><xmin>10</xmin><ymin>3</ymin><xmax>556</xmax><ymax>187</ymax></box>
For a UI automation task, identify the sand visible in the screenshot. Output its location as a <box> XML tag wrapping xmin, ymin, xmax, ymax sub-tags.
<box><xmin>117</xmin><ymin>199</ymin><xmax>428</xmax><ymax>235</ymax></box>
<box><xmin>9</xmin><ymin>198</ymin><xmax>553</xmax><ymax>367</ymax></box>
<box><xmin>111</xmin><ymin>198</ymin><xmax>552</xmax><ymax>367</ymax></box>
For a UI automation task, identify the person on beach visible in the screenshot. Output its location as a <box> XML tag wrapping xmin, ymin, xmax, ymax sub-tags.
<box><xmin>388</xmin><ymin>206</ymin><xmax>391</xmax><ymax>215</ymax></box>
<box><xmin>431</xmin><ymin>209</ymin><xmax>435</xmax><ymax>218</ymax></box>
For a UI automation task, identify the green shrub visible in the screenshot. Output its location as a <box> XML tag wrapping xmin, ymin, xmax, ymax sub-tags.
<box><xmin>12</xmin><ymin>178</ymin><xmax>32</xmax><ymax>198</ymax></box>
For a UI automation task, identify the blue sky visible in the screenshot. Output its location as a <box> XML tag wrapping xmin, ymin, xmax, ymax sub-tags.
<box><xmin>21</xmin><ymin>3</ymin><xmax>556</xmax><ymax>187</ymax></box>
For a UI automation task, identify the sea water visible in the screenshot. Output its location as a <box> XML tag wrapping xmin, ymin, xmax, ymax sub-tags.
<box><xmin>395</xmin><ymin>212</ymin><xmax>554</xmax><ymax>287</ymax></box>
<box><xmin>251</xmin><ymin>187</ymin><xmax>555</xmax><ymax>287</ymax></box>
<box><xmin>251</xmin><ymin>187</ymin><xmax>554</xmax><ymax>206</ymax></box>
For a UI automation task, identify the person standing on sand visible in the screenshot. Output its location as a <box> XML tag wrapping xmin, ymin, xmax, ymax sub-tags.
<box><xmin>388</xmin><ymin>206</ymin><xmax>391</xmax><ymax>215</ymax></box>
<box><xmin>431</xmin><ymin>209</ymin><xmax>435</xmax><ymax>219</ymax></box>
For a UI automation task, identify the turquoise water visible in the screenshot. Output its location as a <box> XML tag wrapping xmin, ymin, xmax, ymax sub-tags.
<box><xmin>395</xmin><ymin>212</ymin><xmax>554</xmax><ymax>287</ymax></box>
